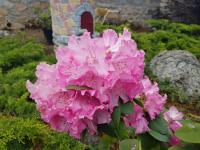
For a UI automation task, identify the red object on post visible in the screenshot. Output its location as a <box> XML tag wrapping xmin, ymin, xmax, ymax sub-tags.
<box><xmin>81</xmin><ymin>11</ymin><xmax>93</xmax><ymax>35</ymax></box>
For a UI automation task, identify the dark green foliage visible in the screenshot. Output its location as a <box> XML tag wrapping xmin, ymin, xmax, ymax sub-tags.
<box><xmin>31</xmin><ymin>8</ymin><xmax>52</xmax><ymax>30</ymax></box>
<box><xmin>0</xmin><ymin>62</ymin><xmax>39</xmax><ymax>118</ymax></box>
<box><xmin>146</xmin><ymin>19</ymin><xmax>200</xmax><ymax>36</ymax></box>
<box><xmin>149</xmin><ymin>114</ymin><xmax>171</xmax><ymax>142</ymax></box>
<box><xmin>0</xmin><ymin>36</ymin><xmax>25</xmax><ymax>52</ymax></box>
<box><xmin>132</xmin><ymin>30</ymin><xmax>200</xmax><ymax>62</ymax></box>
<box><xmin>0</xmin><ymin>42</ymin><xmax>44</xmax><ymax>73</ymax></box>
<box><xmin>95</xmin><ymin>22</ymin><xmax>128</xmax><ymax>34</ymax></box>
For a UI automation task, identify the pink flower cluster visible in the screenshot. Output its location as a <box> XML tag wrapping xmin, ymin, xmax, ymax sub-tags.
<box><xmin>124</xmin><ymin>77</ymin><xmax>167</xmax><ymax>134</ymax></box>
<box><xmin>164</xmin><ymin>106</ymin><xmax>183</xmax><ymax>145</ymax></box>
<box><xmin>27</xmin><ymin>29</ymin><xmax>169</xmax><ymax>139</ymax></box>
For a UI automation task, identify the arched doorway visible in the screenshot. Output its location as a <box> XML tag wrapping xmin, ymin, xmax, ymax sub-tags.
<box><xmin>81</xmin><ymin>11</ymin><xmax>93</xmax><ymax>35</ymax></box>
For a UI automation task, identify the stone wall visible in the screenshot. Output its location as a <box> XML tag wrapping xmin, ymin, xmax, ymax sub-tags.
<box><xmin>95</xmin><ymin>0</ymin><xmax>200</xmax><ymax>25</ymax></box>
<box><xmin>159</xmin><ymin>0</ymin><xmax>200</xmax><ymax>24</ymax></box>
<box><xmin>0</xmin><ymin>0</ymin><xmax>49</xmax><ymax>30</ymax></box>
<box><xmin>0</xmin><ymin>0</ymin><xmax>199</xmax><ymax>31</ymax></box>
<box><xmin>95</xmin><ymin>0</ymin><xmax>161</xmax><ymax>26</ymax></box>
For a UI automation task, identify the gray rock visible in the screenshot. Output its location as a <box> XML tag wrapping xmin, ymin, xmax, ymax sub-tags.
<box><xmin>0</xmin><ymin>30</ymin><xmax>11</xmax><ymax>37</ymax></box>
<box><xmin>150</xmin><ymin>50</ymin><xmax>200</xmax><ymax>101</ymax></box>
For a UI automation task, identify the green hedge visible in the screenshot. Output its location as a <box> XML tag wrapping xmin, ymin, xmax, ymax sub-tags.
<box><xmin>146</xmin><ymin>19</ymin><xmax>200</xmax><ymax>36</ymax></box>
<box><xmin>0</xmin><ymin>42</ymin><xmax>44</xmax><ymax>73</ymax></box>
<box><xmin>0</xmin><ymin>116</ymin><xmax>86</xmax><ymax>150</ymax></box>
<box><xmin>133</xmin><ymin>30</ymin><xmax>200</xmax><ymax>62</ymax></box>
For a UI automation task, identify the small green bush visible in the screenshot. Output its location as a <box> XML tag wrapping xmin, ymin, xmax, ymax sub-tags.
<box><xmin>0</xmin><ymin>116</ymin><xmax>86</xmax><ymax>150</ymax></box>
<box><xmin>31</xmin><ymin>8</ymin><xmax>52</xmax><ymax>30</ymax></box>
<box><xmin>95</xmin><ymin>22</ymin><xmax>129</xmax><ymax>34</ymax></box>
<box><xmin>0</xmin><ymin>42</ymin><xmax>44</xmax><ymax>72</ymax></box>
<box><xmin>146</xmin><ymin>19</ymin><xmax>200</xmax><ymax>36</ymax></box>
<box><xmin>132</xmin><ymin>30</ymin><xmax>200</xmax><ymax>62</ymax></box>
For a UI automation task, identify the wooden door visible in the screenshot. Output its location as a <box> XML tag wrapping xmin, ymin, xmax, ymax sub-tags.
<box><xmin>81</xmin><ymin>11</ymin><xmax>93</xmax><ymax>35</ymax></box>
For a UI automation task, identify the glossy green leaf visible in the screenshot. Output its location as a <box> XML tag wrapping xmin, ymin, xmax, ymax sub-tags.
<box><xmin>112</xmin><ymin>106</ymin><xmax>121</xmax><ymax>125</ymax></box>
<box><xmin>99</xmin><ymin>108</ymin><xmax>128</xmax><ymax>140</ymax></box>
<box><xmin>121</xmin><ymin>102</ymin><xmax>134</xmax><ymax>115</ymax></box>
<box><xmin>119</xmin><ymin>139</ymin><xmax>136</xmax><ymax>150</ymax></box>
<box><xmin>139</xmin><ymin>133</ymin><xmax>161</xmax><ymax>150</ymax></box>
<box><xmin>149</xmin><ymin>130</ymin><xmax>170</xmax><ymax>142</ymax></box>
<box><xmin>149</xmin><ymin>115</ymin><xmax>170</xmax><ymax>135</ymax></box>
<box><xmin>116</xmin><ymin>122</ymin><xmax>129</xmax><ymax>140</ymax></box>
<box><xmin>175</xmin><ymin>120</ymin><xmax>200</xmax><ymax>144</ymax></box>
<box><xmin>98</xmin><ymin>124</ymin><xmax>117</xmax><ymax>138</ymax></box>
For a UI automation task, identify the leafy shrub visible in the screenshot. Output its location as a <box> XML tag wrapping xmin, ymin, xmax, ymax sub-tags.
<box><xmin>31</xmin><ymin>8</ymin><xmax>52</xmax><ymax>30</ymax></box>
<box><xmin>0</xmin><ymin>116</ymin><xmax>86</xmax><ymax>150</ymax></box>
<box><xmin>95</xmin><ymin>22</ymin><xmax>129</xmax><ymax>34</ymax></box>
<box><xmin>132</xmin><ymin>30</ymin><xmax>200</xmax><ymax>62</ymax></box>
<box><xmin>0</xmin><ymin>42</ymin><xmax>44</xmax><ymax>72</ymax></box>
<box><xmin>147</xmin><ymin>19</ymin><xmax>200</xmax><ymax>36</ymax></box>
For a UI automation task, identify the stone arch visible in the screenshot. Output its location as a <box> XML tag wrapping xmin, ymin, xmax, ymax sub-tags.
<box><xmin>72</xmin><ymin>2</ymin><xmax>94</xmax><ymax>35</ymax></box>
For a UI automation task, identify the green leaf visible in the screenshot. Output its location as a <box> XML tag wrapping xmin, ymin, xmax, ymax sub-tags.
<box><xmin>112</xmin><ymin>106</ymin><xmax>121</xmax><ymax>125</ymax></box>
<box><xmin>98</xmin><ymin>134</ymin><xmax>116</xmax><ymax>150</ymax></box>
<box><xmin>66</xmin><ymin>85</ymin><xmax>92</xmax><ymax>90</ymax></box>
<box><xmin>149</xmin><ymin>130</ymin><xmax>170</xmax><ymax>142</ymax></box>
<box><xmin>175</xmin><ymin>120</ymin><xmax>200</xmax><ymax>144</ymax></box>
<box><xmin>119</xmin><ymin>139</ymin><xmax>136</xmax><ymax>150</ymax></box>
<box><xmin>99</xmin><ymin>112</ymin><xmax>128</xmax><ymax>140</ymax></box>
<box><xmin>148</xmin><ymin>114</ymin><xmax>171</xmax><ymax>142</ymax></box>
<box><xmin>98</xmin><ymin>124</ymin><xmax>117</xmax><ymax>138</ymax></box>
<box><xmin>116</xmin><ymin>122</ymin><xmax>129</xmax><ymax>140</ymax></box>
<box><xmin>139</xmin><ymin>133</ymin><xmax>161</xmax><ymax>150</ymax></box>
<box><xmin>134</xmin><ymin>99</ymin><xmax>144</xmax><ymax>107</ymax></box>
<box><xmin>121</xmin><ymin>102</ymin><xmax>134</xmax><ymax>115</ymax></box>
<box><xmin>149</xmin><ymin>114</ymin><xmax>170</xmax><ymax>135</ymax></box>
<box><xmin>168</xmin><ymin>143</ymin><xmax>200</xmax><ymax>150</ymax></box>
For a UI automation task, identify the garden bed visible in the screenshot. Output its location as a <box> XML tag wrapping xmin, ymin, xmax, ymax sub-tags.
<box><xmin>0</xmin><ymin>19</ymin><xmax>199</xmax><ymax>149</ymax></box>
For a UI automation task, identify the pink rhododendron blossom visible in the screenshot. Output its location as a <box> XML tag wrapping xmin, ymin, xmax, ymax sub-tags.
<box><xmin>142</xmin><ymin>77</ymin><xmax>167</xmax><ymax>120</ymax></box>
<box><xmin>164</xmin><ymin>106</ymin><xmax>183</xmax><ymax>132</ymax></box>
<box><xmin>27</xmin><ymin>29</ymin><xmax>179</xmax><ymax>140</ymax></box>
<box><xmin>27</xmin><ymin>29</ymin><xmax>146</xmax><ymax>139</ymax></box>
<box><xmin>124</xmin><ymin>104</ymin><xmax>149</xmax><ymax>134</ymax></box>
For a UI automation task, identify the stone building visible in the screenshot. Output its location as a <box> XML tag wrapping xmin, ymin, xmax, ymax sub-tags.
<box><xmin>0</xmin><ymin>0</ymin><xmax>199</xmax><ymax>35</ymax></box>
<box><xmin>50</xmin><ymin>0</ymin><xmax>95</xmax><ymax>45</ymax></box>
